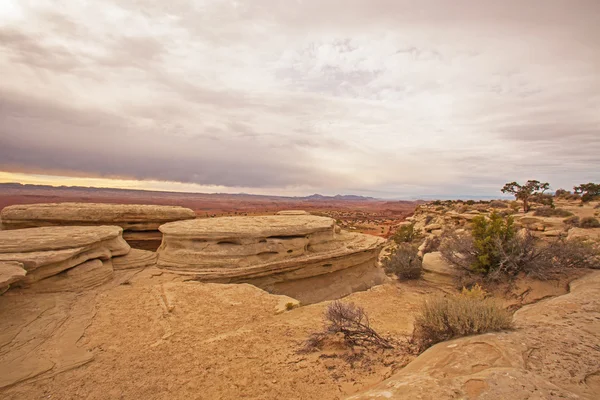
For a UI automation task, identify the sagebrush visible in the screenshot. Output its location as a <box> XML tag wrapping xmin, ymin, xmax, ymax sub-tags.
<box><xmin>412</xmin><ymin>294</ymin><xmax>512</xmax><ymax>352</ymax></box>
<box><xmin>383</xmin><ymin>244</ymin><xmax>422</xmax><ymax>280</ymax></box>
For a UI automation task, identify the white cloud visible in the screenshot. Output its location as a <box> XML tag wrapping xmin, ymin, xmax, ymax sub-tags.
<box><xmin>0</xmin><ymin>0</ymin><xmax>599</xmax><ymax>198</ymax></box>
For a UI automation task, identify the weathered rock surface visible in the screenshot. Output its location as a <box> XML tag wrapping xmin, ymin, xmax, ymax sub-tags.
<box><xmin>568</xmin><ymin>227</ymin><xmax>600</xmax><ymax>241</ymax></box>
<box><xmin>157</xmin><ymin>215</ymin><xmax>385</xmax><ymax>303</ymax></box>
<box><xmin>31</xmin><ymin>259</ymin><xmax>114</xmax><ymax>293</ymax></box>
<box><xmin>0</xmin><ymin>203</ymin><xmax>196</xmax><ymax>251</ymax></box>
<box><xmin>112</xmin><ymin>249</ymin><xmax>157</xmax><ymax>270</ymax></box>
<box><xmin>348</xmin><ymin>271</ymin><xmax>600</xmax><ymax>400</ymax></box>
<box><xmin>421</xmin><ymin>252</ymin><xmax>457</xmax><ymax>288</ymax></box>
<box><xmin>0</xmin><ymin>226</ymin><xmax>129</xmax><ymax>284</ymax></box>
<box><xmin>0</xmin><ymin>261</ymin><xmax>27</xmax><ymax>294</ymax></box>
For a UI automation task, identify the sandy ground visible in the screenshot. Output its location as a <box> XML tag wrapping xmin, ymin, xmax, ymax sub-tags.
<box><xmin>0</xmin><ymin>268</ymin><xmax>443</xmax><ymax>400</ymax></box>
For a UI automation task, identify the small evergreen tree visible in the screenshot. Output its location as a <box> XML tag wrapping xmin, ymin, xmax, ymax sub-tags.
<box><xmin>501</xmin><ymin>180</ymin><xmax>550</xmax><ymax>212</ymax></box>
<box><xmin>573</xmin><ymin>183</ymin><xmax>600</xmax><ymax>202</ymax></box>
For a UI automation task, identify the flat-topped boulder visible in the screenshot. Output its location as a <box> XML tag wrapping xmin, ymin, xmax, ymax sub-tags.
<box><xmin>159</xmin><ymin>214</ymin><xmax>334</xmax><ymax>240</ymax></box>
<box><xmin>0</xmin><ymin>203</ymin><xmax>196</xmax><ymax>251</ymax></box>
<box><xmin>0</xmin><ymin>226</ymin><xmax>129</xmax><ymax>285</ymax></box>
<box><xmin>157</xmin><ymin>215</ymin><xmax>385</xmax><ymax>303</ymax></box>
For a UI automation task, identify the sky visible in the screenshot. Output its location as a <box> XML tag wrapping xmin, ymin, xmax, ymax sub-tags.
<box><xmin>0</xmin><ymin>0</ymin><xmax>599</xmax><ymax>199</ymax></box>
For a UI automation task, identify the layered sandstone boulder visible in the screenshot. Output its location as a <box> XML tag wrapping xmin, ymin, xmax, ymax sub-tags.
<box><xmin>157</xmin><ymin>215</ymin><xmax>386</xmax><ymax>303</ymax></box>
<box><xmin>0</xmin><ymin>203</ymin><xmax>196</xmax><ymax>250</ymax></box>
<box><xmin>421</xmin><ymin>252</ymin><xmax>457</xmax><ymax>288</ymax></box>
<box><xmin>0</xmin><ymin>226</ymin><xmax>129</xmax><ymax>289</ymax></box>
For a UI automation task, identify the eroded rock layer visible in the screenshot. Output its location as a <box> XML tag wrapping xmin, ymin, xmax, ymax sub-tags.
<box><xmin>0</xmin><ymin>203</ymin><xmax>196</xmax><ymax>251</ymax></box>
<box><xmin>0</xmin><ymin>226</ymin><xmax>130</xmax><ymax>285</ymax></box>
<box><xmin>112</xmin><ymin>249</ymin><xmax>157</xmax><ymax>270</ymax></box>
<box><xmin>157</xmin><ymin>215</ymin><xmax>385</xmax><ymax>303</ymax></box>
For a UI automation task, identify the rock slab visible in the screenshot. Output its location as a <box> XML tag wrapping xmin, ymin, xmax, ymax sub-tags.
<box><xmin>0</xmin><ymin>203</ymin><xmax>196</xmax><ymax>251</ymax></box>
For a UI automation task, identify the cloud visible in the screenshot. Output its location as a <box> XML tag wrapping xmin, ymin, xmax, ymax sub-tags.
<box><xmin>0</xmin><ymin>0</ymin><xmax>599</xmax><ymax>198</ymax></box>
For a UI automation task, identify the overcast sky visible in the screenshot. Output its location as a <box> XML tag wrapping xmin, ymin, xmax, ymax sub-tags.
<box><xmin>0</xmin><ymin>0</ymin><xmax>599</xmax><ymax>198</ymax></box>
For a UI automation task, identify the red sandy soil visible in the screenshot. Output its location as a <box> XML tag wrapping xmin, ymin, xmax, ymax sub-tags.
<box><xmin>0</xmin><ymin>184</ymin><xmax>421</xmax><ymax>237</ymax></box>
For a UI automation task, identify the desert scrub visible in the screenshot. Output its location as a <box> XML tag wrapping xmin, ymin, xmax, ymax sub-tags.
<box><xmin>580</xmin><ymin>217</ymin><xmax>600</xmax><ymax>229</ymax></box>
<box><xmin>412</xmin><ymin>294</ymin><xmax>512</xmax><ymax>352</ymax></box>
<box><xmin>563</xmin><ymin>215</ymin><xmax>580</xmax><ymax>227</ymax></box>
<box><xmin>392</xmin><ymin>223</ymin><xmax>422</xmax><ymax>244</ymax></box>
<box><xmin>470</xmin><ymin>212</ymin><xmax>516</xmax><ymax>274</ymax></box>
<box><xmin>489</xmin><ymin>200</ymin><xmax>508</xmax><ymax>209</ymax></box>
<box><xmin>383</xmin><ymin>244</ymin><xmax>422</xmax><ymax>280</ymax></box>
<box><xmin>302</xmin><ymin>301</ymin><xmax>392</xmax><ymax>351</ymax></box>
<box><xmin>533</xmin><ymin>207</ymin><xmax>573</xmax><ymax>217</ymax></box>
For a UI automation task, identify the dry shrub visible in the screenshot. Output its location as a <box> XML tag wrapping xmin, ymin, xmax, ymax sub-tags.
<box><xmin>533</xmin><ymin>207</ymin><xmax>573</xmax><ymax>217</ymax></box>
<box><xmin>441</xmin><ymin>228</ymin><xmax>600</xmax><ymax>281</ymax></box>
<box><xmin>303</xmin><ymin>301</ymin><xmax>393</xmax><ymax>352</ymax></box>
<box><xmin>563</xmin><ymin>215</ymin><xmax>580</xmax><ymax>227</ymax></box>
<box><xmin>392</xmin><ymin>223</ymin><xmax>422</xmax><ymax>244</ymax></box>
<box><xmin>580</xmin><ymin>217</ymin><xmax>600</xmax><ymax>229</ymax></box>
<box><xmin>460</xmin><ymin>283</ymin><xmax>487</xmax><ymax>299</ymax></box>
<box><xmin>489</xmin><ymin>200</ymin><xmax>508</xmax><ymax>209</ymax></box>
<box><xmin>420</xmin><ymin>235</ymin><xmax>442</xmax><ymax>255</ymax></box>
<box><xmin>412</xmin><ymin>294</ymin><xmax>512</xmax><ymax>352</ymax></box>
<box><xmin>383</xmin><ymin>244</ymin><xmax>422</xmax><ymax>280</ymax></box>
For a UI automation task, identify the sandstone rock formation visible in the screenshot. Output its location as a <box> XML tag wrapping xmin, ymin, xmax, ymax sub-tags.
<box><xmin>0</xmin><ymin>203</ymin><xmax>196</xmax><ymax>250</ymax></box>
<box><xmin>348</xmin><ymin>271</ymin><xmax>600</xmax><ymax>400</ymax></box>
<box><xmin>31</xmin><ymin>259</ymin><xmax>114</xmax><ymax>293</ymax></box>
<box><xmin>0</xmin><ymin>226</ymin><xmax>129</xmax><ymax>287</ymax></box>
<box><xmin>157</xmin><ymin>215</ymin><xmax>386</xmax><ymax>303</ymax></box>
<box><xmin>421</xmin><ymin>252</ymin><xmax>457</xmax><ymax>288</ymax></box>
<box><xmin>112</xmin><ymin>248</ymin><xmax>157</xmax><ymax>270</ymax></box>
<box><xmin>0</xmin><ymin>261</ymin><xmax>27</xmax><ymax>294</ymax></box>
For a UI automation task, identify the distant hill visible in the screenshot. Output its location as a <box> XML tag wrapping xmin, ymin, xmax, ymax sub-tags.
<box><xmin>0</xmin><ymin>183</ymin><xmax>378</xmax><ymax>202</ymax></box>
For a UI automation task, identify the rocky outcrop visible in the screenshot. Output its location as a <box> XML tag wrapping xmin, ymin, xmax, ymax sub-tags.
<box><xmin>112</xmin><ymin>249</ymin><xmax>157</xmax><ymax>270</ymax></box>
<box><xmin>157</xmin><ymin>215</ymin><xmax>386</xmax><ymax>303</ymax></box>
<box><xmin>348</xmin><ymin>271</ymin><xmax>600</xmax><ymax>400</ymax></box>
<box><xmin>0</xmin><ymin>203</ymin><xmax>196</xmax><ymax>251</ymax></box>
<box><xmin>421</xmin><ymin>252</ymin><xmax>457</xmax><ymax>288</ymax></box>
<box><xmin>0</xmin><ymin>226</ymin><xmax>129</xmax><ymax>287</ymax></box>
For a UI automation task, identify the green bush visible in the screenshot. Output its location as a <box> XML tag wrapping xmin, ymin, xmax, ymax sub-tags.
<box><xmin>580</xmin><ymin>217</ymin><xmax>600</xmax><ymax>229</ymax></box>
<box><xmin>412</xmin><ymin>294</ymin><xmax>512</xmax><ymax>352</ymax></box>
<box><xmin>392</xmin><ymin>223</ymin><xmax>422</xmax><ymax>244</ymax></box>
<box><xmin>533</xmin><ymin>207</ymin><xmax>573</xmax><ymax>217</ymax></box>
<box><xmin>471</xmin><ymin>212</ymin><xmax>516</xmax><ymax>274</ymax></box>
<box><xmin>383</xmin><ymin>244</ymin><xmax>422</xmax><ymax>280</ymax></box>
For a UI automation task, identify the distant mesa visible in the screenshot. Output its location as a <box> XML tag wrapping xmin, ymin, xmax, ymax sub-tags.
<box><xmin>0</xmin><ymin>202</ymin><xmax>196</xmax><ymax>251</ymax></box>
<box><xmin>156</xmin><ymin>215</ymin><xmax>386</xmax><ymax>304</ymax></box>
